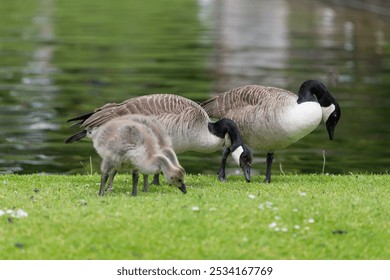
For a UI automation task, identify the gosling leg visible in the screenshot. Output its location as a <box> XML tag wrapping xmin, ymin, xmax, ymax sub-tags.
<box><xmin>152</xmin><ymin>174</ymin><xmax>160</xmax><ymax>186</ymax></box>
<box><xmin>143</xmin><ymin>174</ymin><xmax>150</xmax><ymax>192</ymax></box>
<box><xmin>99</xmin><ymin>173</ymin><xmax>109</xmax><ymax>196</ymax></box>
<box><xmin>105</xmin><ymin>169</ymin><xmax>117</xmax><ymax>192</ymax></box>
<box><xmin>132</xmin><ymin>170</ymin><xmax>139</xmax><ymax>196</ymax></box>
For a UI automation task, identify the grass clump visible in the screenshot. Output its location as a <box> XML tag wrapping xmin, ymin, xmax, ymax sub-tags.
<box><xmin>0</xmin><ymin>173</ymin><xmax>389</xmax><ymax>259</ymax></box>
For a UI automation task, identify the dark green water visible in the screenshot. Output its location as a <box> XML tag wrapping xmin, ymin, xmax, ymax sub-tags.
<box><xmin>1</xmin><ymin>0</ymin><xmax>389</xmax><ymax>177</ymax></box>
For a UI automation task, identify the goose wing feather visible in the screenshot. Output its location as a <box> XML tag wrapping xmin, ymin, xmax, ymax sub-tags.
<box><xmin>82</xmin><ymin>94</ymin><xmax>208</xmax><ymax>129</ymax></box>
<box><xmin>201</xmin><ymin>85</ymin><xmax>296</xmax><ymax>118</ymax></box>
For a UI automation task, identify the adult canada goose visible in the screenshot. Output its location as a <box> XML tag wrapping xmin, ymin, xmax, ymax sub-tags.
<box><xmin>201</xmin><ymin>80</ymin><xmax>341</xmax><ymax>183</ymax></box>
<box><xmin>65</xmin><ymin>94</ymin><xmax>252</xmax><ymax>182</ymax></box>
<box><xmin>89</xmin><ymin>114</ymin><xmax>186</xmax><ymax>196</ymax></box>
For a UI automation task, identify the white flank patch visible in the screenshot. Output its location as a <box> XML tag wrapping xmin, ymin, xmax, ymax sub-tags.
<box><xmin>231</xmin><ymin>146</ymin><xmax>244</xmax><ymax>165</ymax></box>
<box><xmin>322</xmin><ymin>104</ymin><xmax>336</xmax><ymax>122</ymax></box>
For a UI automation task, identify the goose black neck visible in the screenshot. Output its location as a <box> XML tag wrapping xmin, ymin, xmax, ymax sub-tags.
<box><xmin>208</xmin><ymin>118</ymin><xmax>243</xmax><ymax>148</ymax></box>
<box><xmin>297</xmin><ymin>80</ymin><xmax>334</xmax><ymax>107</ymax></box>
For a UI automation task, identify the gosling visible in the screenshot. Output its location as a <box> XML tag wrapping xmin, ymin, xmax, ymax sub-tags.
<box><xmin>89</xmin><ymin>114</ymin><xmax>186</xmax><ymax>196</ymax></box>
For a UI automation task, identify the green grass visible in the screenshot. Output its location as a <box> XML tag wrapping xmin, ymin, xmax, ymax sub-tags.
<box><xmin>1</xmin><ymin>173</ymin><xmax>389</xmax><ymax>260</ymax></box>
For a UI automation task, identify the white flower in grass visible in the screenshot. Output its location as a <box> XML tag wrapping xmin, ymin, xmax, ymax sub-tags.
<box><xmin>308</xmin><ymin>218</ymin><xmax>315</xmax><ymax>224</ymax></box>
<box><xmin>268</xmin><ymin>222</ymin><xmax>277</xmax><ymax>228</ymax></box>
<box><xmin>299</xmin><ymin>192</ymin><xmax>307</xmax><ymax>196</ymax></box>
<box><xmin>248</xmin><ymin>194</ymin><xmax>255</xmax><ymax>199</ymax></box>
<box><xmin>281</xmin><ymin>227</ymin><xmax>288</xmax><ymax>232</ymax></box>
<box><xmin>15</xmin><ymin>209</ymin><xmax>28</xmax><ymax>218</ymax></box>
<box><xmin>258</xmin><ymin>204</ymin><xmax>264</xmax><ymax>210</ymax></box>
<box><xmin>2</xmin><ymin>209</ymin><xmax>28</xmax><ymax>218</ymax></box>
<box><xmin>294</xmin><ymin>225</ymin><xmax>300</xmax><ymax>230</ymax></box>
<box><xmin>191</xmin><ymin>206</ymin><xmax>200</xmax><ymax>211</ymax></box>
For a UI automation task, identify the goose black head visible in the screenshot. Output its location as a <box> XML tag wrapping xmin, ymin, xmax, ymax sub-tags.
<box><xmin>315</xmin><ymin>82</ymin><xmax>341</xmax><ymax>140</ymax></box>
<box><xmin>298</xmin><ymin>80</ymin><xmax>341</xmax><ymax>140</ymax></box>
<box><xmin>208</xmin><ymin>118</ymin><xmax>253</xmax><ymax>182</ymax></box>
<box><xmin>324</xmin><ymin>102</ymin><xmax>341</xmax><ymax>140</ymax></box>
<box><xmin>231</xmin><ymin>144</ymin><xmax>252</xmax><ymax>182</ymax></box>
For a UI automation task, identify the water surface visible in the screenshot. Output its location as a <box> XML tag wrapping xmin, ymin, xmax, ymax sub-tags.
<box><xmin>0</xmin><ymin>0</ymin><xmax>389</xmax><ymax>178</ymax></box>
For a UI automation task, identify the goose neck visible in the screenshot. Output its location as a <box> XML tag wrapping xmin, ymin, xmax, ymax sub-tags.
<box><xmin>208</xmin><ymin>118</ymin><xmax>243</xmax><ymax>148</ymax></box>
<box><xmin>297</xmin><ymin>80</ymin><xmax>335</xmax><ymax>108</ymax></box>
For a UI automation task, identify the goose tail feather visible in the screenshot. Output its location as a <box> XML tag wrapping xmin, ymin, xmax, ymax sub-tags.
<box><xmin>64</xmin><ymin>130</ymin><xmax>87</xmax><ymax>143</ymax></box>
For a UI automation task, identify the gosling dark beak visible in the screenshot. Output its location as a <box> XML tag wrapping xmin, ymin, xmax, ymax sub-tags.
<box><xmin>179</xmin><ymin>184</ymin><xmax>187</xmax><ymax>194</ymax></box>
<box><xmin>243</xmin><ymin>164</ymin><xmax>251</xmax><ymax>183</ymax></box>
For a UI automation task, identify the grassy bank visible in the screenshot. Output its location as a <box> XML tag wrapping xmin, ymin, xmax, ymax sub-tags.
<box><xmin>0</xmin><ymin>174</ymin><xmax>389</xmax><ymax>260</ymax></box>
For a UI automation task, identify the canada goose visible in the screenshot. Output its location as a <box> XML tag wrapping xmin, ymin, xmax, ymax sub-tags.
<box><xmin>65</xmin><ymin>94</ymin><xmax>252</xmax><ymax>182</ymax></box>
<box><xmin>201</xmin><ymin>80</ymin><xmax>341</xmax><ymax>183</ymax></box>
<box><xmin>89</xmin><ymin>114</ymin><xmax>186</xmax><ymax>196</ymax></box>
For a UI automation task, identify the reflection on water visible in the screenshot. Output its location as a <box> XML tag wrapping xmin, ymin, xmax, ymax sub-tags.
<box><xmin>0</xmin><ymin>0</ymin><xmax>389</xmax><ymax>176</ymax></box>
<box><xmin>213</xmin><ymin>0</ymin><xmax>289</xmax><ymax>89</ymax></box>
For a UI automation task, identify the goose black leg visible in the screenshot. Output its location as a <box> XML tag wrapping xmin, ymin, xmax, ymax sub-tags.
<box><xmin>132</xmin><ymin>171</ymin><xmax>139</xmax><ymax>196</ymax></box>
<box><xmin>264</xmin><ymin>152</ymin><xmax>274</xmax><ymax>183</ymax></box>
<box><xmin>217</xmin><ymin>147</ymin><xmax>231</xmax><ymax>182</ymax></box>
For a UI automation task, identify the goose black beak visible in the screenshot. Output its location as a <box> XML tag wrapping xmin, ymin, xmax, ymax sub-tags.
<box><xmin>243</xmin><ymin>164</ymin><xmax>251</xmax><ymax>183</ymax></box>
<box><xmin>326</xmin><ymin>122</ymin><xmax>335</xmax><ymax>140</ymax></box>
<box><xmin>325</xmin><ymin>103</ymin><xmax>340</xmax><ymax>141</ymax></box>
<box><xmin>179</xmin><ymin>183</ymin><xmax>187</xmax><ymax>194</ymax></box>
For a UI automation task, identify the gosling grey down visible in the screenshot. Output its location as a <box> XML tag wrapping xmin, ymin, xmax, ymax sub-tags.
<box><xmin>129</xmin><ymin>114</ymin><xmax>180</xmax><ymax>190</ymax></box>
<box><xmin>65</xmin><ymin>94</ymin><xmax>253</xmax><ymax>182</ymax></box>
<box><xmin>201</xmin><ymin>80</ymin><xmax>341</xmax><ymax>183</ymax></box>
<box><xmin>104</xmin><ymin>114</ymin><xmax>180</xmax><ymax>193</ymax></box>
<box><xmin>89</xmin><ymin>114</ymin><xmax>186</xmax><ymax>196</ymax></box>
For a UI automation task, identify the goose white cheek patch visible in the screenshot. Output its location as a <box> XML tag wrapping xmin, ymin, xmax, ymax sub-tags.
<box><xmin>322</xmin><ymin>104</ymin><xmax>336</xmax><ymax>123</ymax></box>
<box><xmin>232</xmin><ymin>146</ymin><xmax>244</xmax><ymax>165</ymax></box>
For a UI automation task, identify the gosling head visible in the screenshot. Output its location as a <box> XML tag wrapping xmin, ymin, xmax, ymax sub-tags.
<box><xmin>166</xmin><ymin>167</ymin><xmax>187</xmax><ymax>194</ymax></box>
<box><xmin>231</xmin><ymin>144</ymin><xmax>252</xmax><ymax>182</ymax></box>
